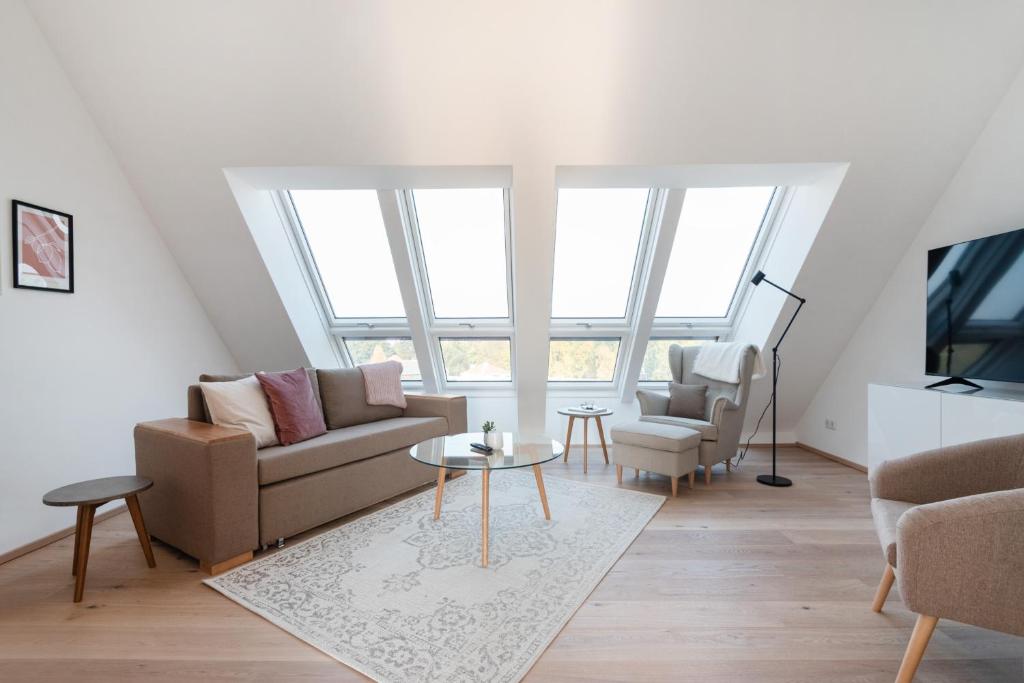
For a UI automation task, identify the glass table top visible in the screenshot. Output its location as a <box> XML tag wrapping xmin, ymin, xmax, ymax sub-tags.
<box><xmin>410</xmin><ymin>432</ymin><xmax>564</xmax><ymax>470</ymax></box>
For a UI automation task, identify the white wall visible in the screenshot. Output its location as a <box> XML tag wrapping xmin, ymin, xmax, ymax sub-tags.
<box><xmin>25</xmin><ymin>0</ymin><xmax>1024</xmax><ymax>437</ymax></box>
<box><xmin>798</xmin><ymin>64</ymin><xmax>1024</xmax><ymax>466</ymax></box>
<box><xmin>0</xmin><ymin>0</ymin><xmax>237</xmax><ymax>556</ymax></box>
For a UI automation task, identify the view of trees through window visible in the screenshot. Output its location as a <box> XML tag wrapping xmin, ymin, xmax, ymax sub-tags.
<box><xmin>344</xmin><ymin>338</ymin><xmax>421</xmax><ymax>381</ymax></box>
<box><xmin>439</xmin><ymin>338</ymin><xmax>512</xmax><ymax>382</ymax></box>
<box><xmin>548</xmin><ymin>339</ymin><xmax>620</xmax><ymax>381</ymax></box>
<box><xmin>639</xmin><ymin>338</ymin><xmax>710</xmax><ymax>382</ymax></box>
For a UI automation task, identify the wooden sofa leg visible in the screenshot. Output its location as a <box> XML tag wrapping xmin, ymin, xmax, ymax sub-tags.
<box><xmin>704</xmin><ymin>466</ymin><xmax>712</xmax><ymax>485</ymax></box>
<box><xmin>872</xmin><ymin>564</ymin><xmax>896</xmax><ymax>613</ymax></box>
<box><xmin>671</xmin><ymin>477</ymin><xmax>678</xmax><ymax>497</ymax></box>
<box><xmin>200</xmin><ymin>550</ymin><xmax>253</xmax><ymax>576</ymax></box>
<box><xmin>896</xmin><ymin>614</ymin><xmax>938</xmax><ymax>683</ymax></box>
<box><xmin>616</xmin><ymin>464</ymin><xmax>623</xmax><ymax>484</ymax></box>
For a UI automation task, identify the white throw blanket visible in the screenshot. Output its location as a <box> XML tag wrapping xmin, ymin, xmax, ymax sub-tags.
<box><xmin>692</xmin><ymin>342</ymin><xmax>767</xmax><ymax>384</ymax></box>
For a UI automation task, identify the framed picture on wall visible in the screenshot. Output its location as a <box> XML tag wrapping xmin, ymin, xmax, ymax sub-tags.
<box><xmin>12</xmin><ymin>200</ymin><xmax>74</xmax><ymax>293</ymax></box>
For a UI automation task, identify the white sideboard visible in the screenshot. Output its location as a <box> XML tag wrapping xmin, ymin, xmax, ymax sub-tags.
<box><xmin>867</xmin><ymin>384</ymin><xmax>1024</xmax><ymax>472</ymax></box>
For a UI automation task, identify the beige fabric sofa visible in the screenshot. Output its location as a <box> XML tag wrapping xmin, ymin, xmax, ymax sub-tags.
<box><xmin>134</xmin><ymin>368</ymin><xmax>466</xmax><ymax>573</ymax></box>
<box><xmin>869</xmin><ymin>433</ymin><xmax>1024</xmax><ymax>683</ymax></box>
<box><xmin>636</xmin><ymin>344</ymin><xmax>756</xmax><ymax>484</ymax></box>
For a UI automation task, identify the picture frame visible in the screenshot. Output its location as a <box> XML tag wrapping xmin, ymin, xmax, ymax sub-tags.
<box><xmin>12</xmin><ymin>200</ymin><xmax>74</xmax><ymax>293</ymax></box>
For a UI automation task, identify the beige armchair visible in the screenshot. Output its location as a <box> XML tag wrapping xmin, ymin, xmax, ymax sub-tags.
<box><xmin>636</xmin><ymin>344</ymin><xmax>756</xmax><ymax>484</ymax></box>
<box><xmin>869</xmin><ymin>433</ymin><xmax>1024</xmax><ymax>682</ymax></box>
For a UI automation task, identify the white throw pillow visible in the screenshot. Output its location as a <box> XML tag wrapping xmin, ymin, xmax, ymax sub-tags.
<box><xmin>199</xmin><ymin>375</ymin><xmax>279</xmax><ymax>448</ymax></box>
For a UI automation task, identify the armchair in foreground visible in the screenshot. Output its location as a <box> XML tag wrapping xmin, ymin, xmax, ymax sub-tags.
<box><xmin>868</xmin><ymin>433</ymin><xmax>1024</xmax><ymax>683</ymax></box>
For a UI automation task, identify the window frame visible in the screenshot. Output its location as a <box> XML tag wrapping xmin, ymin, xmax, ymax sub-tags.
<box><xmin>436</xmin><ymin>335</ymin><xmax>516</xmax><ymax>384</ymax></box>
<box><xmin>340</xmin><ymin>336</ymin><xmax>424</xmax><ymax>382</ymax></box>
<box><xmin>546</xmin><ymin>336</ymin><xmax>625</xmax><ymax>384</ymax></box>
<box><xmin>283</xmin><ymin>190</ymin><xmax>409</xmax><ymax>326</ymax></box>
<box><xmin>278</xmin><ymin>185</ymin><xmax>517</xmax><ymax>392</ymax></box>
<box><xmin>403</xmin><ymin>188</ymin><xmax>515</xmax><ymax>328</ymax></box>
<box><xmin>653</xmin><ymin>186</ymin><xmax>783</xmax><ymax>327</ymax></box>
<box><xmin>549</xmin><ymin>189</ymin><xmax>660</xmax><ymax>328</ymax></box>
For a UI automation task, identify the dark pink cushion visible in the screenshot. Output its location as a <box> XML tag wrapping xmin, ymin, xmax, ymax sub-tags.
<box><xmin>256</xmin><ymin>369</ymin><xmax>327</xmax><ymax>446</ymax></box>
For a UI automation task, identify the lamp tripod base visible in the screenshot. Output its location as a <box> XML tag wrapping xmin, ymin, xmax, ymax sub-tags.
<box><xmin>757</xmin><ymin>474</ymin><xmax>792</xmax><ymax>487</ymax></box>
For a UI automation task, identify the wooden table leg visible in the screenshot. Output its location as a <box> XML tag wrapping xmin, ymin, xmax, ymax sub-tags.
<box><xmin>72</xmin><ymin>506</ymin><xmax>83</xmax><ymax>576</ymax></box>
<box><xmin>73</xmin><ymin>504</ymin><xmax>96</xmax><ymax>603</ymax></box>
<box><xmin>563</xmin><ymin>416</ymin><xmax>574</xmax><ymax>463</ymax></box>
<box><xmin>125</xmin><ymin>494</ymin><xmax>156</xmax><ymax>568</ymax></box>
<box><xmin>434</xmin><ymin>466</ymin><xmax>447</xmax><ymax>520</ymax></box>
<box><xmin>532</xmin><ymin>465</ymin><xmax>551</xmax><ymax>520</ymax></box>
<box><xmin>481</xmin><ymin>469</ymin><xmax>490</xmax><ymax>567</ymax></box>
<box><xmin>582</xmin><ymin>417</ymin><xmax>589</xmax><ymax>474</ymax></box>
<box><xmin>595</xmin><ymin>416</ymin><xmax>609</xmax><ymax>463</ymax></box>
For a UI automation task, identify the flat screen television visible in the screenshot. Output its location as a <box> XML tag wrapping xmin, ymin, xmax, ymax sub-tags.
<box><xmin>926</xmin><ymin>227</ymin><xmax>1024</xmax><ymax>386</ymax></box>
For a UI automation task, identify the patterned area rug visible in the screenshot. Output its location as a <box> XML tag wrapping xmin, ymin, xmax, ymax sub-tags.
<box><xmin>205</xmin><ymin>470</ymin><xmax>663</xmax><ymax>682</ymax></box>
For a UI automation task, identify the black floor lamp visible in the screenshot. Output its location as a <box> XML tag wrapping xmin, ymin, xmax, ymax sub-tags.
<box><xmin>751</xmin><ymin>270</ymin><xmax>806</xmax><ymax>487</ymax></box>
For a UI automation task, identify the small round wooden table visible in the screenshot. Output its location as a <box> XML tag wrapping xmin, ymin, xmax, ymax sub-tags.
<box><xmin>42</xmin><ymin>476</ymin><xmax>156</xmax><ymax>602</ymax></box>
<box><xmin>557</xmin><ymin>407</ymin><xmax>613</xmax><ymax>474</ymax></box>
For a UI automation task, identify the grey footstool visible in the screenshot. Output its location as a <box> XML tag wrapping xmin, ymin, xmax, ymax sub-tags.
<box><xmin>610</xmin><ymin>421</ymin><xmax>701</xmax><ymax>497</ymax></box>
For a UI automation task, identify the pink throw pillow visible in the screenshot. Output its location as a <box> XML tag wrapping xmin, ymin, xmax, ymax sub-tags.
<box><xmin>256</xmin><ymin>368</ymin><xmax>327</xmax><ymax>446</ymax></box>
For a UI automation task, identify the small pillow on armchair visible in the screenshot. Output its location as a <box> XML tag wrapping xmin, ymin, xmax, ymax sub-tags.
<box><xmin>256</xmin><ymin>368</ymin><xmax>328</xmax><ymax>446</ymax></box>
<box><xmin>667</xmin><ymin>382</ymin><xmax>708</xmax><ymax>420</ymax></box>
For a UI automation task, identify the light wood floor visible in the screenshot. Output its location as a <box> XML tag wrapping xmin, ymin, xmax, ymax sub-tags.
<box><xmin>1</xmin><ymin>446</ymin><xmax>1021</xmax><ymax>682</ymax></box>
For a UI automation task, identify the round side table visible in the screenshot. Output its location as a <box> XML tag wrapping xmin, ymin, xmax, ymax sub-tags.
<box><xmin>42</xmin><ymin>475</ymin><xmax>156</xmax><ymax>602</ymax></box>
<box><xmin>557</xmin><ymin>407</ymin><xmax>613</xmax><ymax>474</ymax></box>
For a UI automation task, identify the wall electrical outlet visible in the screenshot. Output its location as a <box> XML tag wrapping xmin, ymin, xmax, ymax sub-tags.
<box><xmin>825</xmin><ymin>418</ymin><xmax>837</xmax><ymax>431</ymax></box>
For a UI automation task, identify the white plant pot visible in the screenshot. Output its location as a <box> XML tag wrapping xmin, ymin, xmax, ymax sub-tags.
<box><xmin>484</xmin><ymin>431</ymin><xmax>503</xmax><ymax>449</ymax></box>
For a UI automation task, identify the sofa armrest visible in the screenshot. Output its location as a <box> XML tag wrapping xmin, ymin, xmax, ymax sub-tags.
<box><xmin>869</xmin><ymin>434</ymin><xmax>1024</xmax><ymax>504</ymax></box>
<box><xmin>404</xmin><ymin>394</ymin><xmax>467</xmax><ymax>435</ymax></box>
<box><xmin>636</xmin><ymin>390</ymin><xmax>669</xmax><ymax>416</ymax></box>
<box><xmin>896</xmin><ymin>488</ymin><xmax>1024</xmax><ymax>635</ymax></box>
<box><xmin>133</xmin><ymin>419</ymin><xmax>258</xmax><ymax>568</ymax></box>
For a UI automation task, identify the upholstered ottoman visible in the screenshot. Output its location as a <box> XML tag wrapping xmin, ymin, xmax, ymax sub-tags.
<box><xmin>610</xmin><ymin>421</ymin><xmax>701</xmax><ymax>496</ymax></box>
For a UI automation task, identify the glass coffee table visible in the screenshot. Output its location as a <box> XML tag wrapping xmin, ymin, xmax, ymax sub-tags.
<box><xmin>410</xmin><ymin>432</ymin><xmax>563</xmax><ymax>567</ymax></box>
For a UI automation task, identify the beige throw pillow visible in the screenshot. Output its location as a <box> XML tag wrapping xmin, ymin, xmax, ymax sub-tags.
<box><xmin>199</xmin><ymin>375</ymin><xmax>279</xmax><ymax>448</ymax></box>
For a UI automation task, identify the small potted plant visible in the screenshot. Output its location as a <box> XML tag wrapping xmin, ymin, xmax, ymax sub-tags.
<box><xmin>482</xmin><ymin>421</ymin><xmax>503</xmax><ymax>449</ymax></box>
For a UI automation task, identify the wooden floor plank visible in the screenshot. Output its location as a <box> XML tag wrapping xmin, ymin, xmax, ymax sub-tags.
<box><xmin>0</xmin><ymin>446</ymin><xmax>1020</xmax><ymax>681</ymax></box>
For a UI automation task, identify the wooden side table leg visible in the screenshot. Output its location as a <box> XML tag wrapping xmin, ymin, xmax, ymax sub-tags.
<box><xmin>126</xmin><ymin>494</ymin><xmax>156</xmax><ymax>568</ymax></box>
<box><xmin>73</xmin><ymin>504</ymin><xmax>96</xmax><ymax>603</ymax></box>
<box><xmin>481</xmin><ymin>469</ymin><xmax>490</xmax><ymax>567</ymax></box>
<box><xmin>595</xmin><ymin>416</ymin><xmax>609</xmax><ymax>463</ymax></box>
<box><xmin>434</xmin><ymin>466</ymin><xmax>446</xmax><ymax>520</ymax></box>
<box><xmin>72</xmin><ymin>506</ymin><xmax>83</xmax><ymax>576</ymax></box>
<box><xmin>564</xmin><ymin>416</ymin><xmax>574</xmax><ymax>462</ymax></box>
<box><xmin>583</xmin><ymin>417</ymin><xmax>589</xmax><ymax>474</ymax></box>
<box><xmin>532</xmin><ymin>465</ymin><xmax>551</xmax><ymax>520</ymax></box>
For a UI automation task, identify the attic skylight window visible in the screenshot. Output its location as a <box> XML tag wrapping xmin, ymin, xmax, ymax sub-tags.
<box><xmin>550</xmin><ymin>188</ymin><xmax>650</xmax><ymax>319</ymax></box>
<box><xmin>656</xmin><ymin>186</ymin><xmax>776</xmax><ymax>319</ymax></box>
<box><xmin>289</xmin><ymin>190</ymin><xmax>406</xmax><ymax>320</ymax></box>
<box><xmin>411</xmin><ymin>188</ymin><xmax>510</xmax><ymax>320</ymax></box>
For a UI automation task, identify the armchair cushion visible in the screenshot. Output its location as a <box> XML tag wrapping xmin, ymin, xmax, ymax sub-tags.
<box><xmin>667</xmin><ymin>383</ymin><xmax>707</xmax><ymax>419</ymax></box>
<box><xmin>871</xmin><ymin>497</ymin><xmax>915</xmax><ymax>567</ymax></box>
<box><xmin>639</xmin><ymin>415</ymin><xmax>718</xmax><ymax>441</ymax></box>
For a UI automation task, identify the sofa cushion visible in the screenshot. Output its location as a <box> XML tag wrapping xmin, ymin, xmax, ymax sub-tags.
<box><xmin>871</xmin><ymin>497</ymin><xmax>916</xmax><ymax>567</ymax></box>
<box><xmin>317</xmin><ymin>368</ymin><xmax>403</xmax><ymax>429</ymax></box>
<box><xmin>256</xmin><ymin>416</ymin><xmax>446</xmax><ymax>485</ymax></box>
<box><xmin>256</xmin><ymin>369</ymin><xmax>327</xmax><ymax>446</ymax></box>
<box><xmin>199</xmin><ymin>376</ymin><xmax>279</xmax><ymax>448</ymax></box>
<box><xmin>639</xmin><ymin>415</ymin><xmax>718</xmax><ymax>441</ymax></box>
<box><xmin>610</xmin><ymin>420</ymin><xmax>702</xmax><ymax>453</ymax></box>
<box><xmin>197</xmin><ymin>369</ymin><xmax>322</xmax><ymax>422</ymax></box>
